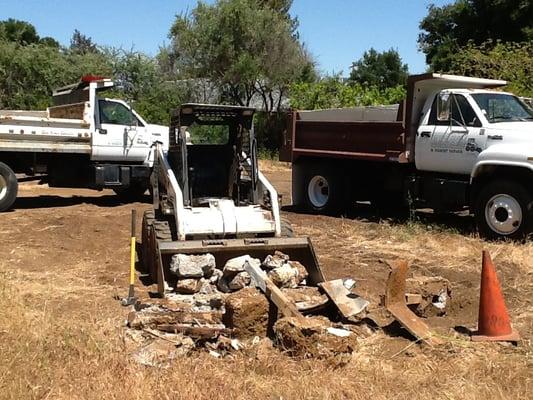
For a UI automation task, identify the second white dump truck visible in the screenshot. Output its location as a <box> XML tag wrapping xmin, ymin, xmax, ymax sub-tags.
<box><xmin>0</xmin><ymin>76</ymin><xmax>169</xmax><ymax>211</ymax></box>
<box><xmin>281</xmin><ymin>74</ymin><xmax>533</xmax><ymax>240</ymax></box>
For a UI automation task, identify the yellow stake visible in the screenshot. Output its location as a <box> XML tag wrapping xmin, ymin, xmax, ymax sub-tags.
<box><xmin>123</xmin><ymin>209</ymin><xmax>137</xmax><ymax>305</ymax></box>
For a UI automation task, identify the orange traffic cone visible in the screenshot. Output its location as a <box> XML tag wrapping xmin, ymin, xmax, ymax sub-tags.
<box><xmin>472</xmin><ymin>250</ymin><xmax>520</xmax><ymax>342</ymax></box>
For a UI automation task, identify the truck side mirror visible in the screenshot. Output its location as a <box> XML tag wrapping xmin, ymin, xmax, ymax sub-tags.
<box><xmin>437</xmin><ymin>93</ymin><xmax>451</xmax><ymax>122</ymax></box>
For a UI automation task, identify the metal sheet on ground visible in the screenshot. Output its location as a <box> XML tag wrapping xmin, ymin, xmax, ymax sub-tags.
<box><xmin>319</xmin><ymin>279</ymin><xmax>369</xmax><ymax>318</ymax></box>
<box><xmin>385</xmin><ymin>260</ymin><xmax>444</xmax><ymax>346</ymax></box>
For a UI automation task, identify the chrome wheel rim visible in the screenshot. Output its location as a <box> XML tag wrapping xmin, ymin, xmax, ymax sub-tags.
<box><xmin>0</xmin><ymin>175</ymin><xmax>7</xmax><ymax>201</ymax></box>
<box><xmin>308</xmin><ymin>175</ymin><xmax>329</xmax><ymax>208</ymax></box>
<box><xmin>485</xmin><ymin>194</ymin><xmax>522</xmax><ymax>235</ymax></box>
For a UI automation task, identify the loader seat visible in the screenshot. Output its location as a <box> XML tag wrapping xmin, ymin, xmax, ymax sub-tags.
<box><xmin>187</xmin><ymin>144</ymin><xmax>234</xmax><ymax>201</ymax></box>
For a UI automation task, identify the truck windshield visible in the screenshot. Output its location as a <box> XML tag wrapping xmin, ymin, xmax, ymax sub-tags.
<box><xmin>471</xmin><ymin>93</ymin><xmax>533</xmax><ymax>123</ymax></box>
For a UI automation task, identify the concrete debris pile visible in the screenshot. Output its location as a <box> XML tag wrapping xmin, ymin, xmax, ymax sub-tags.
<box><xmin>124</xmin><ymin>254</ymin><xmax>453</xmax><ymax>365</ymax></box>
<box><xmin>125</xmin><ymin>251</ymin><xmax>369</xmax><ymax>364</ymax></box>
<box><xmin>406</xmin><ymin>275</ymin><xmax>452</xmax><ymax>317</ymax></box>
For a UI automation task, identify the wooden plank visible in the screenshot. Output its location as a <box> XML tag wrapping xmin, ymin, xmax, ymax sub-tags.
<box><xmin>245</xmin><ymin>262</ymin><xmax>307</xmax><ymax>323</ymax></box>
<box><xmin>157</xmin><ymin>324</ymin><xmax>232</xmax><ymax>339</ymax></box>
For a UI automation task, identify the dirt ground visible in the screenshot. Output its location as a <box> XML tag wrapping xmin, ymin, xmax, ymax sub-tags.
<box><xmin>0</xmin><ymin>161</ymin><xmax>531</xmax><ymax>400</ymax></box>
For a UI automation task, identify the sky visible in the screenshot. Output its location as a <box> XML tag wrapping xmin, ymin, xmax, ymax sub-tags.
<box><xmin>0</xmin><ymin>0</ymin><xmax>453</xmax><ymax>75</ymax></box>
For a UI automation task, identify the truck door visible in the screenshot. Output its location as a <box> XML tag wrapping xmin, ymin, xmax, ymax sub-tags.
<box><xmin>416</xmin><ymin>93</ymin><xmax>485</xmax><ymax>174</ymax></box>
<box><xmin>92</xmin><ymin>99</ymin><xmax>150</xmax><ymax>162</ymax></box>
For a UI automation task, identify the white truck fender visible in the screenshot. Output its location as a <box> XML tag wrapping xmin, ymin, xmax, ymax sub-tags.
<box><xmin>471</xmin><ymin>144</ymin><xmax>533</xmax><ymax>181</ymax></box>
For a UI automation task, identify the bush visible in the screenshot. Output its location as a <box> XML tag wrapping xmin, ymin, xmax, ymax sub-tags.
<box><xmin>448</xmin><ymin>41</ymin><xmax>533</xmax><ymax>97</ymax></box>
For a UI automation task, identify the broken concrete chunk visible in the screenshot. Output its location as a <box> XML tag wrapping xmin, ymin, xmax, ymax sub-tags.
<box><xmin>274</xmin><ymin>316</ymin><xmax>358</xmax><ymax>359</ymax></box>
<box><xmin>223</xmin><ymin>287</ymin><xmax>269</xmax><ymax>338</ymax></box>
<box><xmin>262</xmin><ymin>251</ymin><xmax>290</xmax><ymax>270</ymax></box>
<box><xmin>170</xmin><ymin>254</ymin><xmax>216</xmax><ymax>279</ymax></box>
<box><xmin>406</xmin><ymin>275</ymin><xmax>452</xmax><ymax>317</ymax></box>
<box><xmin>282</xmin><ymin>287</ymin><xmax>329</xmax><ymax>312</ymax></box>
<box><xmin>326</xmin><ymin>327</ymin><xmax>352</xmax><ymax>337</ymax></box>
<box><xmin>131</xmin><ymin>336</ymin><xmax>194</xmax><ymax>367</ymax></box>
<box><xmin>268</xmin><ymin>264</ymin><xmax>300</xmax><ymax>288</ymax></box>
<box><xmin>223</xmin><ymin>255</ymin><xmax>261</xmax><ymax>276</ymax></box>
<box><xmin>209</xmin><ymin>269</ymin><xmax>223</xmax><ymax>285</ymax></box>
<box><xmin>199</xmin><ymin>278</ymin><xmax>216</xmax><ymax>295</ymax></box>
<box><xmin>228</xmin><ymin>271</ymin><xmax>251</xmax><ymax>291</ymax></box>
<box><xmin>127</xmin><ymin>306</ymin><xmax>223</xmax><ymax>329</ymax></box>
<box><xmin>175</xmin><ymin>278</ymin><xmax>202</xmax><ymax>294</ymax></box>
<box><xmin>289</xmin><ymin>261</ymin><xmax>308</xmax><ymax>284</ymax></box>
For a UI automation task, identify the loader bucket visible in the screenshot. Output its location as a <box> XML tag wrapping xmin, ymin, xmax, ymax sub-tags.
<box><xmin>154</xmin><ymin>237</ymin><xmax>325</xmax><ymax>296</ymax></box>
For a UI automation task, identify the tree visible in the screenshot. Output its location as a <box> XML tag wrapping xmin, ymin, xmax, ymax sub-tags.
<box><xmin>168</xmin><ymin>0</ymin><xmax>313</xmax><ymax>111</ymax></box>
<box><xmin>349</xmin><ymin>48</ymin><xmax>408</xmax><ymax>89</ymax></box>
<box><xmin>0</xmin><ymin>19</ymin><xmax>40</xmax><ymax>45</ymax></box>
<box><xmin>70</xmin><ymin>29</ymin><xmax>98</xmax><ymax>54</ymax></box>
<box><xmin>448</xmin><ymin>41</ymin><xmax>533</xmax><ymax>97</ymax></box>
<box><xmin>290</xmin><ymin>75</ymin><xmax>406</xmax><ymax>110</ymax></box>
<box><xmin>419</xmin><ymin>0</ymin><xmax>533</xmax><ymax>71</ymax></box>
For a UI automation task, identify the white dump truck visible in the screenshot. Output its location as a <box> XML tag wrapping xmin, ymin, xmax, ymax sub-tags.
<box><xmin>281</xmin><ymin>73</ymin><xmax>533</xmax><ymax>240</ymax></box>
<box><xmin>0</xmin><ymin>76</ymin><xmax>169</xmax><ymax>211</ymax></box>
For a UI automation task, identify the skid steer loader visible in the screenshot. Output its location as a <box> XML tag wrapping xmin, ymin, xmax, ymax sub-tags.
<box><xmin>142</xmin><ymin>104</ymin><xmax>325</xmax><ymax>296</ymax></box>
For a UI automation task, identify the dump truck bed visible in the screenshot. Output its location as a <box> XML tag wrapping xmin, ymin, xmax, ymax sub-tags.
<box><xmin>0</xmin><ymin>102</ymin><xmax>93</xmax><ymax>154</ymax></box>
<box><xmin>282</xmin><ymin>104</ymin><xmax>407</xmax><ymax>163</ymax></box>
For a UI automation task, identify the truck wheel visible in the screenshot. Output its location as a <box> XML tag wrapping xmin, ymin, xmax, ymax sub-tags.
<box><xmin>474</xmin><ymin>180</ymin><xmax>533</xmax><ymax>240</ymax></box>
<box><xmin>280</xmin><ymin>217</ymin><xmax>294</xmax><ymax>237</ymax></box>
<box><xmin>141</xmin><ymin>209</ymin><xmax>155</xmax><ymax>274</ymax></box>
<box><xmin>0</xmin><ymin>162</ymin><xmax>18</xmax><ymax>212</ymax></box>
<box><xmin>302</xmin><ymin>164</ymin><xmax>345</xmax><ymax>214</ymax></box>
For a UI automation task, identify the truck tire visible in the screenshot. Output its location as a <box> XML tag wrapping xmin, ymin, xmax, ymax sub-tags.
<box><xmin>474</xmin><ymin>180</ymin><xmax>533</xmax><ymax>240</ymax></box>
<box><xmin>0</xmin><ymin>162</ymin><xmax>18</xmax><ymax>212</ymax></box>
<box><xmin>301</xmin><ymin>163</ymin><xmax>345</xmax><ymax>214</ymax></box>
<box><xmin>280</xmin><ymin>217</ymin><xmax>294</xmax><ymax>237</ymax></box>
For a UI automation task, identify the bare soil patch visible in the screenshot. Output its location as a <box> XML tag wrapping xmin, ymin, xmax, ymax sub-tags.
<box><xmin>0</xmin><ymin>162</ymin><xmax>531</xmax><ymax>399</ymax></box>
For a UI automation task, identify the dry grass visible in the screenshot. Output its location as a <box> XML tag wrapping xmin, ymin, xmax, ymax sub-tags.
<box><xmin>0</xmin><ymin>170</ymin><xmax>532</xmax><ymax>400</ymax></box>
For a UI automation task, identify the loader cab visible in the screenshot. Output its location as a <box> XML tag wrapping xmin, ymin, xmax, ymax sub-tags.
<box><xmin>168</xmin><ymin>104</ymin><xmax>258</xmax><ymax>207</ymax></box>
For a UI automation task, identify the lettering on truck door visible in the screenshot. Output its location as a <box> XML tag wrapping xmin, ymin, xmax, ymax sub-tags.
<box><xmin>92</xmin><ymin>99</ymin><xmax>149</xmax><ymax>162</ymax></box>
<box><xmin>417</xmin><ymin>93</ymin><xmax>486</xmax><ymax>174</ymax></box>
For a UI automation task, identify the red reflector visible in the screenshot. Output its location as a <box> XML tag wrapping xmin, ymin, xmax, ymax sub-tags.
<box><xmin>81</xmin><ymin>75</ymin><xmax>107</xmax><ymax>83</ymax></box>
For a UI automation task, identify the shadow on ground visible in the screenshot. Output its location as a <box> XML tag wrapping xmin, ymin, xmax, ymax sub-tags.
<box><xmin>12</xmin><ymin>194</ymin><xmax>151</xmax><ymax>210</ymax></box>
<box><xmin>283</xmin><ymin>203</ymin><xmax>477</xmax><ymax>236</ymax></box>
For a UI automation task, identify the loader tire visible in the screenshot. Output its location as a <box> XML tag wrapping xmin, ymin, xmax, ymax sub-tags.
<box><xmin>280</xmin><ymin>218</ymin><xmax>294</xmax><ymax>237</ymax></box>
<box><xmin>141</xmin><ymin>209</ymin><xmax>155</xmax><ymax>274</ymax></box>
<box><xmin>148</xmin><ymin>220</ymin><xmax>173</xmax><ymax>281</ymax></box>
<box><xmin>0</xmin><ymin>162</ymin><xmax>17</xmax><ymax>212</ymax></box>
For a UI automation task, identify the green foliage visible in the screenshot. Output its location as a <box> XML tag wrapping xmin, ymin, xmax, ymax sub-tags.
<box><xmin>448</xmin><ymin>41</ymin><xmax>533</xmax><ymax>97</ymax></box>
<box><xmin>0</xmin><ymin>18</ymin><xmax>60</xmax><ymax>47</ymax></box>
<box><xmin>349</xmin><ymin>48</ymin><xmax>408</xmax><ymax>89</ymax></box>
<box><xmin>188</xmin><ymin>124</ymin><xmax>230</xmax><ymax>144</ymax></box>
<box><xmin>0</xmin><ymin>39</ymin><xmax>112</xmax><ymax>110</ymax></box>
<box><xmin>289</xmin><ymin>76</ymin><xmax>406</xmax><ymax>110</ymax></box>
<box><xmin>168</xmin><ymin>0</ymin><xmax>314</xmax><ymax>111</ymax></box>
<box><xmin>0</xmin><ymin>18</ymin><xmax>40</xmax><ymax>45</ymax></box>
<box><xmin>70</xmin><ymin>29</ymin><xmax>98</xmax><ymax>54</ymax></box>
<box><xmin>419</xmin><ymin>0</ymin><xmax>533</xmax><ymax>71</ymax></box>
